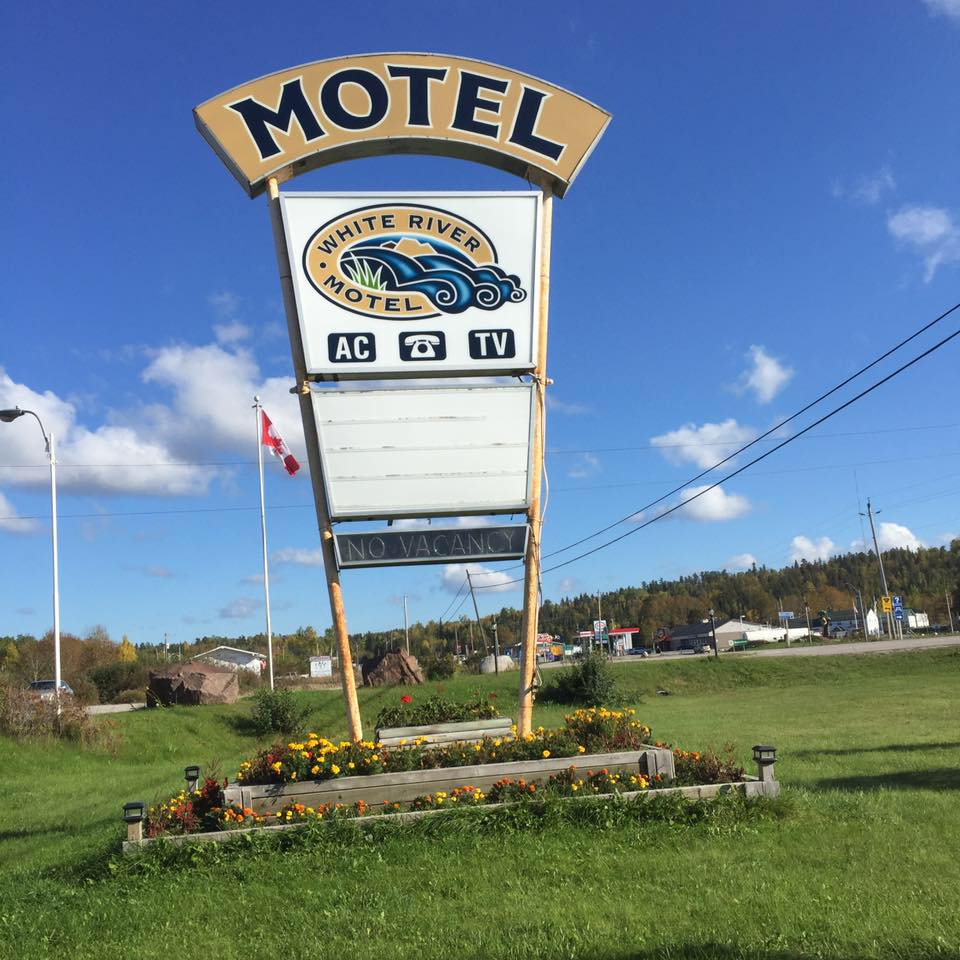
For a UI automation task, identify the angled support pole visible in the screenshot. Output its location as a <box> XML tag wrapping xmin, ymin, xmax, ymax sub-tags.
<box><xmin>265</xmin><ymin>176</ymin><xmax>363</xmax><ymax>742</ymax></box>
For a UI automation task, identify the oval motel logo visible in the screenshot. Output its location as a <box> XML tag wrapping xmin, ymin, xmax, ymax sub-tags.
<box><xmin>302</xmin><ymin>204</ymin><xmax>527</xmax><ymax>320</ymax></box>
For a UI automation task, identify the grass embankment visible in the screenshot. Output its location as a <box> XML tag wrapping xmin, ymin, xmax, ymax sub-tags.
<box><xmin>2</xmin><ymin>650</ymin><xmax>959</xmax><ymax>959</ymax></box>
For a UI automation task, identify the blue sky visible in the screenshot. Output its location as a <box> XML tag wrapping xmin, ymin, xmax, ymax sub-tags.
<box><xmin>2</xmin><ymin>1</ymin><xmax>960</xmax><ymax>644</ymax></box>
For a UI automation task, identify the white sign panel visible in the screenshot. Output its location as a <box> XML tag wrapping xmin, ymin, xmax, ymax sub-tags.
<box><xmin>281</xmin><ymin>192</ymin><xmax>541</xmax><ymax>379</ymax></box>
<box><xmin>309</xmin><ymin>656</ymin><xmax>333</xmax><ymax>678</ymax></box>
<box><xmin>312</xmin><ymin>383</ymin><xmax>534</xmax><ymax>520</ymax></box>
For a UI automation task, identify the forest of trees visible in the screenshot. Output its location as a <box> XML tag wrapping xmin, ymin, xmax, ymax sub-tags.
<box><xmin>3</xmin><ymin>541</ymin><xmax>958</xmax><ymax>698</ymax></box>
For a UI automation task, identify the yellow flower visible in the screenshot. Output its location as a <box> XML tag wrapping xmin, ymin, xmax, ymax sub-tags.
<box><xmin>371</xmin><ymin>754</ymin><xmax>379</xmax><ymax>762</ymax></box>
<box><xmin>577</xmin><ymin>745</ymin><xmax>586</xmax><ymax>753</ymax></box>
<box><xmin>271</xmin><ymin>761</ymin><xmax>283</xmax><ymax>772</ymax></box>
<box><xmin>348</xmin><ymin>762</ymin><xmax>355</xmax><ymax>769</ymax></box>
<box><xmin>331</xmin><ymin>764</ymin><xmax>341</xmax><ymax>775</ymax></box>
<box><xmin>290</xmin><ymin>771</ymin><xmax>297</xmax><ymax>780</ymax></box>
<box><xmin>542</xmin><ymin>750</ymin><xmax>551</xmax><ymax>758</ymax></box>
<box><xmin>311</xmin><ymin>765</ymin><xmax>320</xmax><ymax>775</ymax></box>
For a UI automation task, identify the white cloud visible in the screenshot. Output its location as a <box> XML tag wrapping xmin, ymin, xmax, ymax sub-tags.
<box><xmin>875</xmin><ymin>521</ymin><xmax>924</xmax><ymax>552</ymax></box>
<box><xmin>219</xmin><ymin>597</ymin><xmax>261</xmax><ymax>619</ymax></box>
<box><xmin>725</xmin><ymin>553</ymin><xmax>757</xmax><ymax>571</ymax></box>
<box><xmin>924</xmin><ymin>0</ymin><xmax>960</xmax><ymax>21</ymax></box>
<box><xmin>213</xmin><ymin>322</ymin><xmax>252</xmax><ymax>345</ymax></box>
<box><xmin>546</xmin><ymin>394</ymin><xmax>590</xmax><ymax>416</ymax></box>
<box><xmin>0</xmin><ymin>368</ymin><xmax>210</xmax><ymax>497</ymax></box>
<box><xmin>651</xmin><ymin>419</ymin><xmax>757</xmax><ymax>470</ymax></box>
<box><xmin>887</xmin><ymin>205</ymin><xmax>960</xmax><ymax>281</ymax></box>
<box><xmin>0</xmin><ymin>491</ymin><xmax>40</xmax><ymax>535</ymax></box>
<box><xmin>441</xmin><ymin>562</ymin><xmax>519</xmax><ymax>594</ymax></box>
<box><xmin>557</xmin><ymin>576</ymin><xmax>580</xmax><ymax>594</ymax></box>
<box><xmin>789</xmin><ymin>535</ymin><xmax>836</xmax><ymax>563</ymax></box>
<box><xmin>832</xmin><ymin>165</ymin><xmax>896</xmax><ymax>205</ymax></box>
<box><xmin>567</xmin><ymin>452</ymin><xmax>601</xmax><ymax>479</ymax></box>
<box><xmin>734</xmin><ymin>346</ymin><xmax>794</xmax><ymax>404</ymax></box>
<box><xmin>208</xmin><ymin>290</ymin><xmax>242</xmax><ymax>317</ymax></box>
<box><xmin>677</xmin><ymin>485</ymin><xmax>751</xmax><ymax>522</ymax></box>
<box><xmin>273</xmin><ymin>546</ymin><xmax>324</xmax><ymax>566</ymax></box>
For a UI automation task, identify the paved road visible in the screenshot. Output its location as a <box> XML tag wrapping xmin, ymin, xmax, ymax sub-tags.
<box><xmin>593</xmin><ymin>634</ymin><xmax>960</xmax><ymax>668</ymax></box>
<box><xmin>732</xmin><ymin>634</ymin><xmax>960</xmax><ymax>659</ymax></box>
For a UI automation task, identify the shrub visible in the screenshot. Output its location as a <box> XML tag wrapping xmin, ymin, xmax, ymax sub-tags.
<box><xmin>89</xmin><ymin>661</ymin><xmax>147</xmax><ymax>703</ymax></box>
<box><xmin>249</xmin><ymin>687</ymin><xmax>311</xmax><ymax>736</ymax></box>
<box><xmin>0</xmin><ymin>683</ymin><xmax>108</xmax><ymax>747</ymax></box>
<box><xmin>672</xmin><ymin>745</ymin><xmax>745</xmax><ymax>785</ymax></box>
<box><xmin>374</xmin><ymin>692</ymin><xmax>498</xmax><ymax>730</ymax></box>
<box><xmin>422</xmin><ymin>653</ymin><xmax>458</xmax><ymax>681</ymax></box>
<box><xmin>115</xmin><ymin>688</ymin><xmax>145</xmax><ymax>704</ymax></box>
<box><xmin>538</xmin><ymin>652</ymin><xmax>622</xmax><ymax>706</ymax></box>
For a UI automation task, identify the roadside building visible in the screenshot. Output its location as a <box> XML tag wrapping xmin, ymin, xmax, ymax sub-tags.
<box><xmin>192</xmin><ymin>645</ymin><xmax>265</xmax><ymax>675</ymax></box>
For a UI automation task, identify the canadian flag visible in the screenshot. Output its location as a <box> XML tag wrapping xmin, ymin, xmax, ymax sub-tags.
<box><xmin>261</xmin><ymin>410</ymin><xmax>300</xmax><ymax>476</ymax></box>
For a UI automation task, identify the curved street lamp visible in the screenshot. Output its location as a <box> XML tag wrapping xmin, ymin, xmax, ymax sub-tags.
<box><xmin>0</xmin><ymin>407</ymin><xmax>61</xmax><ymax>713</ymax></box>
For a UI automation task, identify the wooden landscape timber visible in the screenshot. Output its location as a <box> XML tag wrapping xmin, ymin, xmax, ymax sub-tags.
<box><xmin>222</xmin><ymin>747</ymin><xmax>676</xmax><ymax>815</ymax></box>
<box><xmin>375</xmin><ymin>716</ymin><xmax>514</xmax><ymax>748</ymax></box>
<box><xmin>123</xmin><ymin>775</ymin><xmax>779</xmax><ymax>854</ymax></box>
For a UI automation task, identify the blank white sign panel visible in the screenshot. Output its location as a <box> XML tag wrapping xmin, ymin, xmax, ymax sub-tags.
<box><xmin>312</xmin><ymin>384</ymin><xmax>534</xmax><ymax>520</ymax></box>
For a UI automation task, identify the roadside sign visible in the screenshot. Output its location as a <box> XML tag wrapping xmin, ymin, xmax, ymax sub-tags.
<box><xmin>778</xmin><ymin>611</ymin><xmax>794</xmax><ymax>620</ymax></box>
<box><xmin>893</xmin><ymin>596</ymin><xmax>904</xmax><ymax>621</ymax></box>
<box><xmin>334</xmin><ymin>524</ymin><xmax>527</xmax><ymax>569</ymax></box>
<box><xmin>281</xmin><ymin>192</ymin><xmax>541</xmax><ymax>379</ymax></box>
<box><xmin>309</xmin><ymin>656</ymin><xmax>332</xmax><ymax>678</ymax></box>
<box><xmin>880</xmin><ymin>596</ymin><xmax>893</xmax><ymax>613</ymax></box>
<box><xmin>593</xmin><ymin>619</ymin><xmax>607</xmax><ymax>639</ymax></box>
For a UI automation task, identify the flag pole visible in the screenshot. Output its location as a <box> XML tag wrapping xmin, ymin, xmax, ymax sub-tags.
<box><xmin>254</xmin><ymin>395</ymin><xmax>275</xmax><ymax>690</ymax></box>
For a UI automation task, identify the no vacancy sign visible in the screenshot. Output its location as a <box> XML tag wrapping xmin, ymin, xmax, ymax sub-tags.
<box><xmin>280</xmin><ymin>192</ymin><xmax>541</xmax><ymax>379</ymax></box>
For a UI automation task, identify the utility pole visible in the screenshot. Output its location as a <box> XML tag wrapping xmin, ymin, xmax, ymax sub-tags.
<box><xmin>947</xmin><ymin>591</ymin><xmax>955</xmax><ymax>635</ymax></box>
<box><xmin>492</xmin><ymin>618</ymin><xmax>500</xmax><ymax>674</ymax></box>
<box><xmin>804</xmin><ymin>604</ymin><xmax>811</xmax><ymax>641</ymax></box>
<box><xmin>865</xmin><ymin>498</ymin><xmax>893</xmax><ymax>638</ymax></box>
<box><xmin>709</xmin><ymin>608</ymin><xmax>718</xmax><ymax>659</ymax></box>
<box><xmin>466</xmin><ymin>571</ymin><xmax>488</xmax><ymax>654</ymax></box>
<box><xmin>403</xmin><ymin>594</ymin><xmax>409</xmax><ymax>655</ymax></box>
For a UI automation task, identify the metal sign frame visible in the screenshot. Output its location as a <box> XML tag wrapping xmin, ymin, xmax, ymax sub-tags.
<box><xmin>334</xmin><ymin>524</ymin><xmax>529</xmax><ymax>569</ymax></box>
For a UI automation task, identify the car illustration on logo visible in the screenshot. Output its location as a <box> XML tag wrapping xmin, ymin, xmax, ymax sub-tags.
<box><xmin>302</xmin><ymin>204</ymin><xmax>527</xmax><ymax>321</ymax></box>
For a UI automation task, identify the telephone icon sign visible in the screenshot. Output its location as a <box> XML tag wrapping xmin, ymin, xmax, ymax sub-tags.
<box><xmin>399</xmin><ymin>332</ymin><xmax>446</xmax><ymax>362</ymax></box>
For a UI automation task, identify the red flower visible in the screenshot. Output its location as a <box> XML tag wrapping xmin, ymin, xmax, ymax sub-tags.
<box><xmin>401</xmin><ymin>694</ymin><xmax>413</xmax><ymax>703</ymax></box>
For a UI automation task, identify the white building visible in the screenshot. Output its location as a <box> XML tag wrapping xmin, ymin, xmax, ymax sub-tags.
<box><xmin>192</xmin><ymin>646</ymin><xmax>265</xmax><ymax>675</ymax></box>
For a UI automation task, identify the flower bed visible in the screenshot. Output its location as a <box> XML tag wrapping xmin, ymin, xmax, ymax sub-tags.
<box><xmin>235</xmin><ymin>707</ymin><xmax>652</xmax><ymax>788</ymax></box>
<box><xmin>374</xmin><ymin>692</ymin><xmax>499</xmax><ymax>730</ymax></box>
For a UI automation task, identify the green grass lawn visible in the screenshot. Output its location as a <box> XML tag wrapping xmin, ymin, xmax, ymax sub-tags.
<box><xmin>2</xmin><ymin>650</ymin><xmax>959</xmax><ymax>959</ymax></box>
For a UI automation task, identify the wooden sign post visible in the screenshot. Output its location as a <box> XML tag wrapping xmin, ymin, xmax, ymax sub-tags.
<box><xmin>518</xmin><ymin>180</ymin><xmax>553</xmax><ymax>737</ymax></box>
<box><xmin>267</xmin><ymin>175</ymin><xmax>363</xmax><ymax>742</ymax></box>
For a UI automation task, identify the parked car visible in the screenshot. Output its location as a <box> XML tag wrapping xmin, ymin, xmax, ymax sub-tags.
<box><xmin>28</xmin><ymin>680</ymin><xmax>74</xmax><ymax>701</ymax></box>
<box><xmin>628</xmin><ymin>648</ymin><xmax>649</xmax><ymax>657</ymax></box>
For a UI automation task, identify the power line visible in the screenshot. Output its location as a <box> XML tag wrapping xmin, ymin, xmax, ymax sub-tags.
<box><xmin>473</xmin><ymin>317</ymin><xmax>960</xmax><ymax>589</ymax></box>
<box><xmin>2</xmin><ymin>421</ymin><xmax>957</xmax><ymax>469</ymax></box>
<box><xmin>506</xmin><ymin>299</ymin><xmax>960</xmax><ymax>568</ymax></box>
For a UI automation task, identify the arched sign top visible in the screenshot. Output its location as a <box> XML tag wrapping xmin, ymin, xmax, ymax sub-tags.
<box><xmin>194</xmin><ymin>53</ymin><xmax>610</xmax><ymax>198</ymax></box>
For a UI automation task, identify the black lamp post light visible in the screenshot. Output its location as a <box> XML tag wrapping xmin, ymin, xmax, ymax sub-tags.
<box><xmin>184</xmin><ymin>765</ymin><xmax>201</xmax><ymax>792</ymax></box>
<box><xmin>1</xmin><ymin>407</ymin><xmax>63</xmax><ymax>714</ymax></box>
<box><xmin>752</xmin><ymin>744</ymin><xmax>777</xmax><ymax>782</ymax></box>
<box><xmin>122</xmin><ymin>800</ymin><xmax>146</xmax><ymax>842</ymax></box>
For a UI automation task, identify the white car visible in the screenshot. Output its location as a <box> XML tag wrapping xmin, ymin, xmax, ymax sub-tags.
<box><xmin>28</xmin><ymin>680</ymin><xmax>74</xmax><ymax>701</ymax></box>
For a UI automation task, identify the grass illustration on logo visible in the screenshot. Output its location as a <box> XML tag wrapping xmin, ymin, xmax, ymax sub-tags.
<box><xmin>304</xmin><ymin>204</ymin><xmax>527</xmax><ymax>320</ymax></box>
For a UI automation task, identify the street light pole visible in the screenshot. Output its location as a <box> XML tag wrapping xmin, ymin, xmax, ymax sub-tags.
<box><xmin>865</xmin><ymin>498</ymin><xmax>893</xmax><ymax>638</ymax></box>
<box><xmin>0</xmin><ymin>407</ymin><xmax>61</xmax><ymax>714</ymax></box>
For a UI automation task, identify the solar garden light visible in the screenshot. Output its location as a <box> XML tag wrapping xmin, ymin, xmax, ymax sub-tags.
<box><xmin>752</xmin><ymin>744</ymin><xmax>777</xmax><ymax>783</ymax></box>
<box><xmin>0</xmin><ymin>406</ymin><xmax>61</xmax><ymax>715</ymax></box>
<box><xmin>122</xmin><ymin>801</ymin><xmax>146</xmax><ymax>843</ymax></box>
<box><xmin>184</xmin><ymin>765</ymin><xmax>201</xmax><ymax>792</ymax></box>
